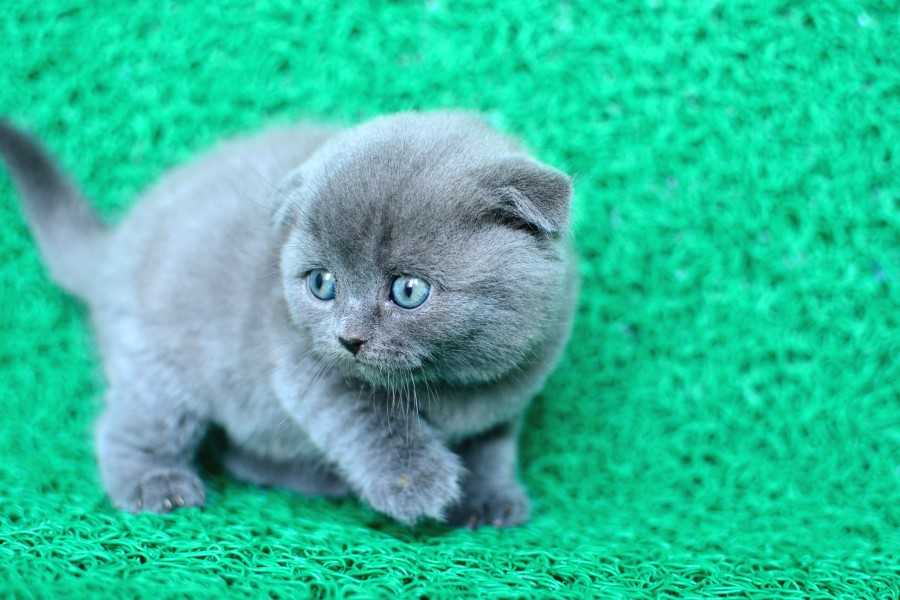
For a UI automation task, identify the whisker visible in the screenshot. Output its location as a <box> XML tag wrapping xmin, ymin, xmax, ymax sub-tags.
<box><xmin>421</xmin><ymin>370</ymin><xmax>438</xmax><ymax>412</ymax></box>
<box><xmin>409</xmin><ymin>367</ymin><xmax>421</xmax><ymax>429</ymax></box>
<box><xmin>380</xmin><ymin>363</ymin><xmax>395</xmax><ymax>436</ymax></box>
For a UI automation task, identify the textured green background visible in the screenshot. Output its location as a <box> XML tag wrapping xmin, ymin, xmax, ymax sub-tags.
<box><xmin>1</xmin><ymin>1</ymin><xmax>898</xmax><ymax>597</ymax></box>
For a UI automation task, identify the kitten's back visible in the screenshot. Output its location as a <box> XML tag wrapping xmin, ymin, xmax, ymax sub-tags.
<box><xmin>0</xmin><ymin>120</ymin><xmax>337</xmax><ymax>309</ymax></box>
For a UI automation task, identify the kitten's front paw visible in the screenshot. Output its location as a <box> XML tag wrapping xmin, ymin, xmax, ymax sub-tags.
<box><xmin>446</xmin><ymin>481</ymin><xmax>530</xmax><ymax>529</ymax></box>
<box><xmin>364</xmin><ymin>443</ymin><xmax>464</xmax><ymax>525</ymax></box>
<box><xmin>124</xmin><ymin>468</ymin><xmax>206</xmax><ymax>513</ymax></box>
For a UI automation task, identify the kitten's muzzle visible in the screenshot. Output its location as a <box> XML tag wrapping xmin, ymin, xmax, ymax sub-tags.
<box><xmin>338</xmin><ymin>336</ymin><xmax>366</xmax><ymax>355</ymax></box>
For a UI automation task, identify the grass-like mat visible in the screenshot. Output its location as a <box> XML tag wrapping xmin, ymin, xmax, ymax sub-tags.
<box><xmin>1</xmin><ymin>2</ymin><xmax>898</xmax><ymax>597</ymax></box>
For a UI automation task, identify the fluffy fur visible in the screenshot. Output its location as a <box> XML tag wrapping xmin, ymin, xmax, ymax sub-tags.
<box><xmin>0</xmin><ymin>111</ymin><xmax>577</xmax><ymax>527</ymax></box>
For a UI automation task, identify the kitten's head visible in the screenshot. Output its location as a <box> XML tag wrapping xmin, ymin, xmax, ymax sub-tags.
<box><xmin>275</xmin><ymin>112</ymin><xmax>574</xmax><ymax>387</ymax></box>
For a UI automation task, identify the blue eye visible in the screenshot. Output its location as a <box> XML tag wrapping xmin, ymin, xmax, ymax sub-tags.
<box><xmin>390</xmin><ymin>275</ymin><xmax>431</xmax><ymax>309</ymax></box>
<box><xmin>307</xmin><ymin>269</ymin><xmax>336</xmax><ymax>301</ymax></box>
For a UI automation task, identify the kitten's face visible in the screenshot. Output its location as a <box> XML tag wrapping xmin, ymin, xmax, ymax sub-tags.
<box><xmin>277</xmin><ymin>119</ymin><xmax>572</xmax><ymax>387</ymax></box>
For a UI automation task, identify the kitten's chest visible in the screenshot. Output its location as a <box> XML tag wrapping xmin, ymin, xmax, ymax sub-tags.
<box><xmin>214</xmin><ymin>385</ymin><xmax>317</xmax><ymax>461</ymax></box>
<box><xmin>422</xmin><ymin>385</ymin><xmax>532</xmax><ymax>442</ymax></box>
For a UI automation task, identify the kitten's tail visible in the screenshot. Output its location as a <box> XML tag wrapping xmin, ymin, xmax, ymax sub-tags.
<box><xmin>0</xmin><ymin>121</ymin><xmax>109</xmax><ymax>300</ymax></box>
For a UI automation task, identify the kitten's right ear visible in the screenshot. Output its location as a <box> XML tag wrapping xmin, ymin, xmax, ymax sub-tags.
<box><xmin>271</xmin><ymin>169</ymin><xmax>304</xmax><ymax>229</ymax></box>
<box><xmin>473</xmin><ymin>156</ymin><xmax>572</xmax><ymax>237</ymax></box>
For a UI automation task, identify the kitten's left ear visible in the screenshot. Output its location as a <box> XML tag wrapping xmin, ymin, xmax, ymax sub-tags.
<box><xmin>474</xmin><ymin>156</ymin><xmax>572</xmax><ymax>236</ymax></box>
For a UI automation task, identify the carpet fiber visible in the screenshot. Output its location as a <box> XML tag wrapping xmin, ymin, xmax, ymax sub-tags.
<box><xmin>1</xmin><ymin>1</ymin><xmax>898</xmax><ymax>597</ymax></box>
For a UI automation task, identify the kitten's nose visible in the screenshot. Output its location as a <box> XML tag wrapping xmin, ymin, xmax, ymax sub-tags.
<box><xmin>338</xmin><ymin>336</ymin><xmax>366</xmax><ymax>355</ymax></box>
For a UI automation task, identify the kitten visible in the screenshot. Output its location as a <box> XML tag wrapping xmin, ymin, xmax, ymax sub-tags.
<box><xmin>0</xmin><ymin>111</ymin><xmax>577</xmax><ymax>527</ymax></box>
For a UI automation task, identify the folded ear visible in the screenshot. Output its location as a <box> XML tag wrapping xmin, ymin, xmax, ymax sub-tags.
<box><xmin>271</xmin><ymin>168</ymin><xmax>305</xmax><ymax>230</ymax></box>
<box><xmin>473</xmin><ymin>156</ymin><xmax>572</xmax><ymax>237</ymax></box>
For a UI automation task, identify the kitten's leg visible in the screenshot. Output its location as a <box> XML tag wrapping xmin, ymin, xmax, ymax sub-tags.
<box><xmin>222</xmin><ymin>445</ymin><xmax>350</xmax><ymax>497</ymax></box>
<box><xmin>95</xmin><ymin>394</ymin><xmax>208</xmax><ymax>513</ymax></box>
<box><xmin>281</xmin><ymin>386</ymin><xmax>464</xmax><ymax>525</ymax></box>
<box><xmin>447</xmin><ymin>421</ymin><xmax>530</xmax><ymax>529</ymax></box>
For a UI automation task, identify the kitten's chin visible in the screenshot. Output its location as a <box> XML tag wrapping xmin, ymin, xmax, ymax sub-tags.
<box><xmin>341</xmin><ymin>357</ymin><xmax>430</xmax><ymax>389</ymax></box>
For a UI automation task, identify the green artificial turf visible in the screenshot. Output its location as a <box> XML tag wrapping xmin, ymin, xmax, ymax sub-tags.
<box><xmin>1</xmin><ymin>1</ymin><xmax>899</xmax><ymax>597</ymax></box>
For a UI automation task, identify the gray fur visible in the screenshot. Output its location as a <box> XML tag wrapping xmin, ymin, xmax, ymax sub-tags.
<box><xmin>0</xmin><ymin>122</ymin><xmax>107</xmax><ymax>296</ymax></box>
<box><xmin>448</xmin><ymin>421</ymin><xmax>530</xmax><ymax>528</ymax></box>
<box><xmin>0</xmin><ymin>111</ymin><xmax>578</xmax><ymax>526</ymax></box>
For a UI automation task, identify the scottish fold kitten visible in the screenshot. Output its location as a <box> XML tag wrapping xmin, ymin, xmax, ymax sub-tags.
<box><xmin>0</xmin><ymin>111</ymin><xmax>577</xmax><ymax>527</ymax></box>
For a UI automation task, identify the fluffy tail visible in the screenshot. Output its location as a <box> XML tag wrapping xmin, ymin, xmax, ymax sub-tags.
<box><xmin>0</xmin><ymin>121</ymin><xmax>108</xmax><ymax>300</ymax></box>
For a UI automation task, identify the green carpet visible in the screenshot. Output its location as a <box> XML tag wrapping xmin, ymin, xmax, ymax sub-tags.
<box><xmin>1</xmin><ymin>1</ymin><xmax>898</xmax><ymax>597</ymax></box>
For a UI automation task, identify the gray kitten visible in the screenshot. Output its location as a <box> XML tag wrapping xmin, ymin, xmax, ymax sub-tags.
<box><xmin>0</xmin><ymin>111</ymin><xmax>577</xmax><ymax>527</ymax></box>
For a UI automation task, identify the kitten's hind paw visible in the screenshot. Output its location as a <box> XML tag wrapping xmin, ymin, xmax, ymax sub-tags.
<box><xmin>124</xmin><ymin>468</ymin><xmax>206</xmax><ymax>513</ymax></box>
<box><xmin>446</xmin><ymin>482</ymin><xmax>530</xmax><ymax>529</ymax></box>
